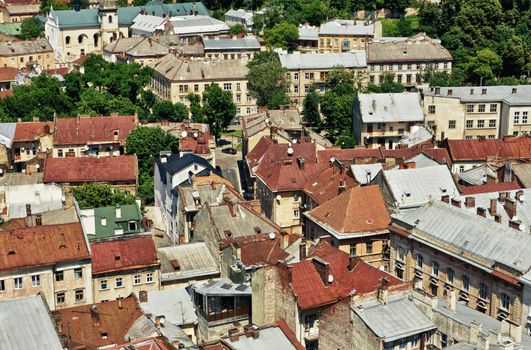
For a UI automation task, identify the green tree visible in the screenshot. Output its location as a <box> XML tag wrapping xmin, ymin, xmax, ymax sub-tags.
<box><xmin>187</xmin><ymin>93</ymin><xmax>204</xmax><ymax>122</ymax></box>
<box><xmin>302</xmin><ymin>0</ymin><xmax>327</xmax><ymax>25</ymax></box>
<box><xmin>264</xmin><ymin>21</ymin><xmax>299</xmax><ymax>49</ymax></box>
<box><xmin>320</xmin><ymin>92</ymin><xmax>356</xmax><ymax>143</ymax></box>
<box><xmin>18</xmin><ymin>18</ymin><xmax>43</xmax><ymax>39</ymax></box>
<box><xmin>202</xmin><ymin>84</ymin><xmax>236</xmax><ymax>137</ymax></box>
<box><xmin>502</xmin><ymin>36</ymin><xmax>529</xmax><ymax>78</ymax></box>
<box><xmin>469</xmin><ymin>48</ymin><xmax>503</xmax><ymax>82</ymax></box>
<box><xmin>302</xmin><ymin>88</ymin><xmax>321</xmax><ymax>129</ymax></box>
<box><xmin>230</xmin><ymin>23</ymin><xmax>245</xmax><ymax>35</ymax></box>
<box><xmin>73</xmin><ymin>184</ymin><xmax>135</xmax><ymax>208</ymax></box>
<box><xmin>247</xmin><ymin>52</ymin><xmax>289</xmax><ymax>109</ymax></box>
<box><xmin>384</xmin><ymin>0</ymin><xmax>411</xmax><ymax>17</ymax></box>
<box><xmin>152</xmin><ymin>101</ymin><xmax>176</xmax><ymax>121</ymax></box>
<box><xmin>365</xmin><ymin>73</ymin><xmax>405</xmax><ymax>93</ymax></box>
<box><xmin>173</xmin><ymin>102</ymin><xmax>189</xmax><ymax>121</ymax></box>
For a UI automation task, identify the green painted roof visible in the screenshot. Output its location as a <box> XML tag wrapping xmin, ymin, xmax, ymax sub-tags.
<box><xmin>90</xmin><ymin>203</ymin><xmax>142</xmax><ymax>240</ymax></box>
<box><xmin>0</xmin><ymin>23</ymin><xmax>22</xmax><ymax>36</ymax></box>
<box><xmin>49</xmin><ymin>2</ymin><xmax>209</xmax><ymax>28</ymax></box>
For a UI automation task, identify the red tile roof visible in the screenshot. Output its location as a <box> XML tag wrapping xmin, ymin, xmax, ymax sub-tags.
<box><xmin>246</xmin><ymin>136</ymin><xmax>273</xmax><ymax>171</ymax></box>
<box><xmin>458</xmin><ymin>182</ymin><xmax>521</xmax><ymax>195</ymax></box>
<box><xmin>255</xmin><ymin>141</ymin><xmax>324</xmax><ymax>191</ymax></box>
<box><xmin>0</xmin><ymin>67</ymin><xmax>20</xmax><ymax>82</ymax></box>
<box><xmin>0</xmin><ymin>89</ymin><xmax>13</xmax><ymax>99</ymax></box>
<box><xmin>53</xmin><ymin>115</ymin><xmax>136</xmax><ymax>146</ymax></box>
<box><xmin>446</xmin><ymin>136</ymin><xmax>531</xmax><ymax>161</ymax></box>
<box><xmin>43</xmin><ymin>67</ymin><xmax>69</xmax><ymax>77</ymax></box>
<box><xmin>107</xmin><ymin>337</ymin><xmax>174</xmax><ymax>350</ymax></box>
<box><xmin>0</xmin><ymin>223</ymin><xmax>89</xmax><ymax>271</ymax></box>
<box><xmin>43</xmin><ymin>155</ymin><xmax>137</xmax><ymax>184</ymax></box>
<box><xmin>303</xmin><ymin>165</ymin><xmax>357</xmax><ymax>205</ymax></box>
<box><xmin>180</xmin><ymin>130</ymin><xmax>212</xmax><ymax>155</ymax></box>
<box><xmin>57</xmin><ymin>296</ymin><xmax>144</xmax><ymax>350</ymax></box>
<box><xmin>220</xmin><ymin>233</ymin><xmax>300</xmax><ymax>266</ymax></box>
<box><xmin>317</xmin><ymin>147</ymin><xmax>384</xmax><ymax>164</ymax></box>
<box><xmin>90</xmin><ymin>236</ymin><xmax>158</xmax><ymax>274</ymax></box>
<box><xmin>291</xmin><ymin>241</ymin><xmax>404</xmax><ymax>310</ymax></box>
<box><xmin>13</xmin><ymin>121</ymin><xmax>53</xmax><ymax>142</ymax></box>
<box><xmin>306</xmin><ymin>185</ymin><xmax>390</xmax><ymax>234</ymax></box>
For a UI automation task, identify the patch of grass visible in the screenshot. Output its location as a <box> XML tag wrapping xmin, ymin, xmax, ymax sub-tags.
<box><xmin>224</xmin><ymin>129</ymin><xmax>243</xmax><ymax>138</ymax></box>
<box><xmin>381</xmin><ymin>16</ymin><xmax>420</xmax><ymax>37</ymax></box>
<box><xmin>236</xmin><ymin>143</ymin><xmax>243</xmax><ymax>151</ymax></box>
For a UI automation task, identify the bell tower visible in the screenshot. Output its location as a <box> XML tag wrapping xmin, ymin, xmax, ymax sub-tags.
<box><xmin>99</xmin><ymin>0</ymin><xmax>119</xmax><ymax>46</ymax></box>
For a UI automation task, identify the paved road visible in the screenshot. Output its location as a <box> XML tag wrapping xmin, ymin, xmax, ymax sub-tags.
<box><xmin>215</xmin><ymin>134</ymin><xmax>244</xmax><ymax>194</ymax></box>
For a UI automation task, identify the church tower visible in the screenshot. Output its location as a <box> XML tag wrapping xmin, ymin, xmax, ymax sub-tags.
<box><xmin>99</xmin><ymin>0</ymin><xmax>119</xmax><ymax>46</ymax></box>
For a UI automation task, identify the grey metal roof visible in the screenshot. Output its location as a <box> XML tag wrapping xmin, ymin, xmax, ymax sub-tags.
<box><xmin>384</xmin><ymin>164</ymin><xmax>458</xmax><ymax>208</ymax></box>
<box><xmin>358</xmin><ymin>92</ymin><xmax>424</xmax><ymax>123</ymax></box>
<box><xmin>513</xmin><ymin>164</ymin><xmax>531</xmax><ymax>188</ymax></box>
<box><xmin>401</xmin><ymin>153</ymin><xmax>440</xmax><ymax>169</ymax></box>
<box><xmin>224</xmin><ymin>9</ymin><xmax>253</xmax><ymax>21</ymax></box>
<box><xmin>368</xmin><ymin>33</ymin><xmax>452</xmax><ymax>63</ymax></box>
<box><xmin>169</xmin><ymin>15</ymin><xmax>229</xmax><ymax>35</ymax></box>
<box><xmin>157</xmin><ymin>242</ymin><xmax>219</xmax><ymax>282</ymax></box>
<box><xmin>350</xmin><ymin>163</ymin><xmax>382</xmax><ymax>184</ymax></box>
<box><xmin>0</xmin><ymin>295</ymin><xmax>63</xmax><ymax>350</ymax></box>
<box><xmin>225</xmin><ymin>325</ymin><xmax>298</xmax><ymax>350</ymax></box>
<box><xmin>398</xmin><ymin>125</ymin><xmax>433</xmax><ymax>147</ymax></box>
<box><xmin>192</xmin><ymin>277</ymin><xmax>251</xmax><ymax>296</ymax></box>
<box><xmin>456</xmin><ymin>164</ymin><xmax>497</xmax><ymax>185</ymax></box>
<box><xmin>130</xmin><ymin>14</ymin><xmax>165</xmax><ymax>33</ymax></box>
<box><xmin>136</xmin><ymin>288</ymin><xmax>198</xmax><ymax>326</ymax></box>
<box><xmin>0</xmin><ymin>173</ymin><xmax>42</xmax><ymax>186</ymax></box>
<box><xmin>298</xmin><ymin>24</ymin><xmax>318</xmax><ymax>40</ymax></box>
<box><xmin>352</xmin><ymin>294</ymin><xmax>436</xmax><ymax>342</ymax></box>
<box><xmin>392</xmin><ymin>200</ymin><xmax>531</xmax><ymax>277</ymax></box>
<box><xmin>319</xmin><ymin>19</ymin><xmax>374</xmax><ymax>36</ymax></box>
<box><xmin>205</xmin><ymin>203</ymin><xmax>278</xmax><ymax>238</ymax></box>
<box><xmin>279</xmin><ymin>51</ymin><xmax>367</xmax><ymax>70</ymax></box>
<box><xmin>0</xmin><ymin>123</ymin><xmax>16</xmax><ymax>148</ymax></box>
<box><xmin>203</xmin><ymin>37</ymin><xmax>260</xmax><ymax>51</ymax></box>
<box><xmin>423</xmin><ymin>85</ymin><xmax>531</xmax><ymax>105</ymax></box>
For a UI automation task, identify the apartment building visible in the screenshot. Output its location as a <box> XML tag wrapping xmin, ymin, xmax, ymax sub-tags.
<box><xmin>424</xmin><ymin>85</ymin><xmax>531</xmax><ymax>140</ymax></box>
<box><xmin>0</xmin><ymin>223</ymin><xmax>93</xmax><ymax>310</ymax></box>
<box><xmin>103</xmin><ymin>36</ymin><xmax>169</xmax><ymax>65</ymax></box>
<box><xmin>11</xmin><ymin>121</ymin><xmax>53</xmax><ymax>173</ymax></box>
<box><xmin>353</xmin><ymin>92</ymin><xmax>425</xmax><ymax>149</ymax></box>
<box><xmin>149</xmin><ymin>54</ymin><xmax>257</xmax><ymax>116</ymax></box>
<box><xmin>0</xmin><ymin>38</ymin><xmax>54</xmax><ymax>70</ymax></box>
<box><xmin>203</xmin><ymin>37</ymin><xmax>260</xmax><ymax>61</ymax></box>
<box><xmin>390</xmin><ymin>198</ymin><xmax>531</xmax><ymax>327</ymax></box>
<box><xmin>317</xmin><ymin>19</ymin><xmax>380</xmax><ymax>52</ymax></box>
<box><xmin>279</xmin><ymin>51</ymin><xmax>367</xmax><ymax>107</ymax></box>
<box><xmin>367</xmin><ymin>33</ymin><xmax>452</xmax><ymax>88</ymax></box>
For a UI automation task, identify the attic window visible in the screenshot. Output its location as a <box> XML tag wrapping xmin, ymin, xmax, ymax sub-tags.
<box><xmin>253</xmin><ymin>226</ymin><xmax>261</xmax><ymax>233</ymax></box>
<box><xmin>325</xmin><ymin>212</ymin><xmax>331</xmax><ymax>218</ymax></box>
<box><xmin>440</xmin><ymin>188</ymin><xmax>447</xmax><ymax>193</ymax></box>
<box><xmin>100</xmin><ymin>331</ymin><xmax>108</xmax><ymax>339</ymax></box>
<box><xmin>115</xmin><ymin>255</ymin><xmax>121</xmax><ymax>261</ymax></box>
<box><xmin>113</xmin><ymin>130</ymin><xmax>119</xmax><ymax>136</ymax></box>
<box><xmin>59</xmin><ymin>244</ymin><xmax>67</xmax><ymax>249</ymax></box>
<box><xmin>7</xmin><ymin>250</ymin><xmax>15</xmax><ymax>256</ymax></box>
<box><xmin>404</xmin><ymin>192</ymin><xmax>411</xmax><ymax>197</ymax></box>
<box><xmin>224</xmin><ymin>229</ymin><xmax>232</xmax><ymax>237</ymax></box>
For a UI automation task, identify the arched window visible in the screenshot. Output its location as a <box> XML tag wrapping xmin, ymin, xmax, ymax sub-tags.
<box><xmin>78</xmin><ymin>35</ymin><xmax>86</xmax><ymax>44</ymax></box>
<box><xmin>93</xmin><ymin>33</ymin><xmax>99</xmax><ymax>47</ymax></box>
<box><xmin>108</xmin><ymin>15</ymin><xmax>113</xmax><ymax>23</ymax></box>
<box><xmin>65</xmin><ymin>36</ymin><xmax>71</xmax><ymax>45</ymax></box>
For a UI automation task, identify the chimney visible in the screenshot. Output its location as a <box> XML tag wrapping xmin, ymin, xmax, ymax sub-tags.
<box><xmin>297</xmin><ymin>156</ymin><xmax>305</xmax><ymax>170</ymax></box>
<box><xmin>489</xmin><ymin>198</ymin><xmax>497</xmax><ymax>215</ymax></box>
<box><xmin>299</xmin><ymin>242</ymin><xmax>306</xmax><ymax>260</ymax></box>
<box><xmin>35</xmin><ymin>214</ymin><xmax>42</xmax><ymax>226</ymax></box>
<box><xmin>512</xmin><ymin>88</ymin><xmax>517</xmax><ymax>94</ymax></box>
<box><xmin>448</xmin><ymin>89</ymin><xmax>453</xmax><ymax>96</ymax></box>
<box><xmin>451</xmin><ymin>198</ymin><xmax>461</xmax><ymax>208</ymax></box>
<box><xmin>434</xmin><ymin>87</ymin><xmax>441</xmax><ymax>94</ymax></box>
<box><xmin>494</xmin><ymin>214</ymin><xmax>502</xmax><ymax>223</ymax></box>
<box><xmin>139</xmin><ymin>290</ymin><xmax>148</xmax><ymax>302</ymax></box>
<box><xmin>115</xmin><ymin>205</ymin><xmax>122</xmax><ymax>219</ymax></box>
<box><xmin>90</xmin><ymin>305</ymin><xmax>100</xmax><ymax>326</ymax></box>
<box><xmin>228</xmin><ymin>328</ymin><xmax>239</xmax><ymax>342</ymax></box>
<box><xmin>465</xmin><ymin>196</ymin><xmax>476</xmax><ymax>208</ymax></box>
<box><xmin>482</xmin><ymin>88</ymin><xmax>487</xmax><ymax>95</ymax></box>
<box><xmin>489</xmin><ymin>330</ymin><xmax>501</xmax><ymax>345</ymax></box>
<box><xmin>25</xmin><ymin>204</ymin><xmax>32</xmax><ymax>216</ymax></box>
<box><xmin>504</xmin><ymin>198</ymin><xmax>517</xmax><ymax>220</ymax></box>
<box><xmin>477</xmin><ymin>207</ymin><xmax>486</xmax><ymax>217</ymax></box>
<box><xmin>498</xmin><ymin>192</ymin><xmax>507</xmax><ymax>203</ymax></box>
<box><xmin>469</xmin><ymin>321</ymin><xmax>482</xmax><ymax>345</ymax></box>
<box><xmin>280</xmin><ymin>231</ymin><xmax>289</xmax><ymax>250</ymax></box>
<box><xmin>348</xmin><ymin>255</ymin><xmax>357</xmax><ymax>271</ymax></box>
<box><xmin>378</xmin><ymin>277</ymin><xmax>389</xmax><ymax>305</ymax></box>
<box><xmin>470</xmin><ymin>88</ymin><xmax>474</xmax><ymax>95</ymax></box>
<box><xmin>515</xmin><ymin>190</ymin><xmax>524</xmax><ymax>202</ymax></box>
<box><xmin>243</xmin><ymin>325</ymin><xmax>253</xmax><ymax>338</ymax></box>
<box><xmin>477</xmin><ymin>335</ymin><xmax>489</xmax><ymax>350</ymax></box>
<box><xmin>312</xmin><ymin>257</ymin><xmax>330</xmax><ymax>286</ymax></box>
<box><xmin>441</xmin><ymin>195</ymin><xmax>450</xmax><ymax>203</ymax></box>
<box><xmin>338</xmin><ymin>178</ymin><xmax>347</xmax><ymax>193</ymax></box>
<box><xmin>509</xmin><ymin>220</ymin><xmax>521</xmax><ymax>230</ymax></box>
<box><xmin>118</xmin><ymin>298</ymin><xmax>123</xmax><ymax>309</ymax></box>
<box><xmin>445</xmin><ymin>289</ymin><xmax>456</xmax><ymax>311</ymax></box>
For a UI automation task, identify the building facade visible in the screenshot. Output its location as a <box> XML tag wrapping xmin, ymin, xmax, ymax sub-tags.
<box><xmin>0</xmin><ymin>38</ymin><xmax>54</xmax><ymax>70</ymax></box>
<box><xmin>317</xmin><ymin>19</ymin><xmax>379</xmax><ymax>53</ymax></box>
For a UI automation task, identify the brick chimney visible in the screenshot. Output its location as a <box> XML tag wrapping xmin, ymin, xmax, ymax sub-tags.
<box><xmin>139</xmin><ymin>290</ymin><xmax>148</xmax><ymax>302</ymax></box>
<box><xmin>451</xmin><ymin>198</ymin><xmax>461</xmax><ymax>208</ymax></box>
<box><xmin>477</xmin><ymin>207</ymin><xmax>486</xmax><ymax>217</ymax></box>
<box><xmin>280</xmin><ymin>231</ymin><xmax>289</xmax><ymax>250</ymax></box>
<box><xmin>504</xmin><ymin>198</ymin><xmax>517</xmax><ymax>220</ymax></box>
<box><xmin>445</xmin><ymin>289</ymin><xmax>456</xmax><ymax>311</ymax></box>
<box><xmin>299</xmin><ymin>242</ymin><xmax>307</xmax><ymax>260</ymax></box>
<box><xmin>228</xmin><ymin>328</ymin><xmax>239</xmax><ymax>342</ymax></box>
<box><xmin>465</xmin><ymin>196</ymin><xmax>475</xmax><ymax>208</ymax></box>
<box><xmin>489</xmin><ymin>198</ymin><xmax>497</xmax><ymax>216</ymax></box>
<box><xmin>441</xmin><ymin>195</ymin><xmax>449</xmax><ymax>203</ymax></box>
<box><xmin>498</xmin><ymin>192</ymin><xmax>507</xmax><ymax>203</ymax></box>
<box><xmin>494</xmin><ymin>214</ymin><xmax>502</xmax><ymax>223</ymax></box>
<box><xmin>348</xmin><ymin>255</ymin><xmax>357</xmax><ymax>271</ymax></box>
<box><xmin>312</xmin><ymin>257</ymin><xmax>330</xmax><ymax>286</ymax></box>
<box><xmin>377</xmin><ymin>277</ymin><xmax>389</xmax><ymax>305</ymax></box>
<box><xmin>515</xmin><ymin>190</ymin><xmax>524</xmax><ymax>202</ymax></box>
<box><xmin>509</xmin><ymin>220</ymin><xmax>521</xmax><ymax>230</ymax></box>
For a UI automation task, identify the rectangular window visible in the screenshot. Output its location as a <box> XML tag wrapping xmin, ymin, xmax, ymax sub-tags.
<box><xmin>293</xmin><ymin>209</ymin><xmax>300</xmax><ymax>219</ymax></box>
<box><xmin>14</xmin><ymin>277</ymin><xmax>22</xmax><ymax>289</ymax></box>
<box><xmin>304</xmin><ymin>72</ymin><xmax>314</xmax><ymax>80</ymax></box>
<box><xmin>388</xmin><ymin>64</ymin><xmax>393</xmax><ymax>71</ymax></box>
<box><xmin>397</xmin><ymin>74</ymin><xmax>402</xmax><ymax>83</ymax></box>
<box><xmin>293</xmin><ymin>73</ymin><xmax>298</xmax><ymax>80</ymax></box>
<box><xmin>58</xmin><ymin>149</ymin><xmax>63</xmax><ymax>157</ymax></box>
<box><xmin>466</xmin><ymin>105</ymin><xmax>474</xmax><ymax>113</ymax></box>
<box><xmin>489</xmin><ymin>119</ymin><xmax>496</xmax><ymax>128</ymax></box>
<box><xmin>178</xmin><ymin>85</ymin><xmax>188</xmax><ymax>92</ymax></box>
<box><xmin>236</xmin><ymin>82</ymin><xmax>241</xmax><ymax>90</ymax></box>
<box><xmin>415</xmin><ymin>254</ymin><xmax>423</xmax><ymax>268</ymax></box>
<box><xmin>246</xmin><ymin>94</ymin><xmax>252</xmax><ymax>102</ymax></box>
<box><xmin>379</xmin><ymin>64</ymin><xmax>384</xmax><ymax>71</ymax></box>
<box><xmin>350</xmin><ymin>244</ymin><xmax>357</xmax><ymax>256</ymax></box>
<box><xmin>432</xmin><ymin>261</ymin><xmax>439</xmax><ymax>276</ymax></box>
<box><xmin>501</xmin><ymin>293</ymin><xmax>511</xmax><ymax>310</ymax></box>
<box><xmin>479</xmin><ymin>283</ymin><xmax>488</xmax><ymax>299</ymax></box>
<box><xmin>115</xmin><ymin>277</ymin><xmax>123</xmax><ymax>288</ymax></box>
<box><xmin>304</xmin><ymin>85</ymin><xmax>309</xmax><ymax>93</ymax></box>
<box><xmin>397</xmin><ymin>247</ymin><xmax>405</xmax><ymax>261</ymax></box>
<box><xmin>466</xmin><ymin>120</ymin><xmax>474</xmax><ymax>128</ymax></box>
<box><xmin>100</xmin><ymin>280</ymin><xmax>108</xmax><ymax>290</ymax></box>
<box><xmin>407</xmin><ymin>64</ymin><xmax>412</xmax><ymax>70</ymax></box>
<box><xmin>55</xmin><ymin>271</ymin><xmax>64</xmax><ymax>282</ymax></box>
<box><xmin>146</xmin><ymin>273</ymin><xmax>154</xmax><ymax>283</ymax></box>
<box><xmin>194</xmin><ymin>84</ymin><xmax>199</xmax><ymax>92</ymax></box>
<box><xmin>428</xmin><ymin>105</ymin><xmax>436</xmax><ymax>114</ymax></box>
<box><xmin>448</xmin><ymin>120</ymin><xmax>456</xmax><ymax>129</ymax></box>
<box><xmin>523</xmin><ymin>111</ymin><xmax>528</xmax><ymax>124</ymax></box>
<box><xmin>465</xmin><ymin>135</ymin><xmax>473</xmax><ymax>139</ymax></box>
<box><xmin>294</xmin><ymin>85</ymin><xmax>299</xmax><ymax>93</ymax></box>
<box><xmin>447</xmin><ymin>268</ymin><xmax>454</xmax><ymax>283</ymax></box>
<box><xmin>56</xmin><ymin>292</ymin><xmax>65</xmax><ymax>305</ymax></box>
<box><xmin>513</xmin><ymin>111</ymin><xmax>520</xmax><ymax>124</ymax></box>
<box><xmin>246</xmin><ymin>107</ymin><xmax>251</xmax><ymax>114</ymax></box>
<box><xmin>32</xmin><ymin>275</ymin><xmax>40</xmax><ymax>287</ymax></box>
<box><xmin>223</xmin><ymin>83</ymin><xmax>232</xmax><ymax>91</ymax></box>
<box><xmin>478</xmin><ymin>104</ymin><xmax>486</xmax><ymax>112</ymax></box>
<box><xmin>369</xmin><ymin>75</ymin><xmax>375</xmax><ymax>84</ymax></box>
<box><xmin>443</xmin><ymin>62</ymin><xmax>448</xmax><ymax>69</ymax></box>
<box><xmin>488</xmin><ymin>135</ymin><xmax>495</xmax><ymax>139</ymax></box>
<box><xmin>74</xmin><ymin>268</ymin><xmax>83</xmax><ymax>279</ymax></box>
<box><xmin>370</xmin><ymin>65</ymin><xmax>375</xmax><ymax>71</ymax></box>
<box><xmin>477</xmin><ymin>120</ymin><xmax>485</xmax><ymax>128</ymax></box>
<box><xmin>134</xmin><ymin>275</ymin><xmax>141</xmax><ymax>285</ymax></box>
<box><xmin>366</xmin><ymin>242</ymin><xmax>373</xmax><ymax>255</ymax></box>
<box><xmin>462</xmin><ymin>275</ymin><xmax>469</xmax><ymax>291</ymax></box>
<box><xmin>490</xmin><ymin>104</ymin><xmax>497</xmax><ymax>112</ymax></box>
<box><xmin>406</xmin><ymin>74</ymin><xmax>412</xmax><ymax>83</ymax></box>
<box><xmin>236</xmin><ymin>94</ymin><xmax>241</xmax><ymax>103</ymax></box>
<box><xmin>75</xmin><ymin>289</ymin><xmax>84</xmax><ymax>302</ymax></box>
<box><xmin>0</xmin><ymin>280</ymin><xmax>4</xmax><ymax>292</ymax></box>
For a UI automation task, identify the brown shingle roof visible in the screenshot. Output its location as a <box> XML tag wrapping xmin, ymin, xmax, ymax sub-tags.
<box><xmin>0</xmin><ymin>38</ymin><xmax>52</xmax><ymax>56</ymax></box>
<box><xmin>446</xmin><ymin>136</ymin><xmax>531</xmax><ymax>161</ymax></box>
<box><xmin>303</xmin><ymin>165</ymin><xmax>357</xmax><ymax>206</ymax></box>
<box><xmin>0</xmin><ymin>223</ymin><xmax>89</xmax><ymax>271</ymax></box>
<box><xmin>368</xmin><ymin>33</ymin><xmax>452</xmax><ymax>63</ymax></box>
<box><xmin>13</xmin><ymin>121</ymin><xmax>53</xmax><ymax>142</ymax></box>
<box><xmin>306</xmin><ymin>185</ymin><xmax>390</xmax><ymax>234</ymax></box>
<box><xmin>53</xmin><ymin>115</ymin><xmax>136</xmax><ymax>146</ymax></box>
<box><xmin>43</xmin><ymin>155</ymin><xmax>137</xmax><ymax>184</ymax></box>
<box><xmin>90</xmin><ymin>236</ymin><xmax>158</xmax><ymax>274</ymax></box>
<box><xmin>0</xmin><ymin>67</ymin><xmax>19</xmax><ymax>82</ymax></box>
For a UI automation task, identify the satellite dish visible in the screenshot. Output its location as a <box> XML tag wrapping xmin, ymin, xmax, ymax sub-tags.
<box><xmin>35</xmin><ymin>164</ymin><xmax>40</xmax><ymax>169</ymax></box>
<box><xmin>276</xmin><ymin>194</ymin><xmax>281</xmax><ymax>201</ymax></box>
<box><xmin>181</xmin><ymin>131</ymin><xmax>187</xmax><ymax>138</ymax></box>
<box><xmin>84</xmin><ymin>145</ymin><xmax>89</xmax><ymax>151</ymax></box>
<box><xmin>287</xmin><ymin>147</ymin><xmax>294</xmax><ymax>155</ymax></box>
<box><xmin>159</xmin><ymin>316</ymin><xmax>165</xmax><ymax>324</ymax></box>
<box><xmin>269</xmin><ymin>232</ymin><xmax>276</xmax><ymax>240</ymax></box>
<box><xmin>328</xmin><ymin>275</ymin><xmax>334</xmax><ymax>283</ymax></box>
<box><xmin>193</xmin><ymin>132</ymin><xmax>198</xmax><ymax>138</ymax></box>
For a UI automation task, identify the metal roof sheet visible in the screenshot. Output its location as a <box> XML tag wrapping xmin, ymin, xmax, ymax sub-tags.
<box><xmin>157</xmin><ymin>242</ymin><xmax>219</xmax><ymax>282</ymax></box>
<box><xmin>0</xmin><ymin>296</ymin><xmax>63</xmax><ymax>350</ymax></box>
<box><xmin>203</xmin><ymin>37</ymin><xmax>260</xmax><ymax>50</ymax></box>
<box><xmin>358</xmin><ymin>92</ymin><xmax>424</xmax><ymax>123</ymax></box>
<box><xmin>350</xmin><ymin>163</ymin><xmax>382</xmax><ymax>184</ymax></box>
<box><xmin>225</xmin><ymin>326</ymin><xmax>298</xmax><ymax>350</ymax></box>
<box><xmin>423</xmin><ymin>85</ymin><xmax>531</xmax><ymax>105</ymax></box>
<box><xmin>279</xmin><ymin>51</ymin><xmax>366</xmax><ymax>70</ymax></box>
<box><xmin>192</xmin><ymin>277</ymin><xmax>251</xmax><ymax>296</ymax></box>
<box><xmin>136</xmin><ymin>288</ymin><xmax>197</xmax><ymax>326</ymax></box>
<box><xmin>319</xmin><ymin>19</ymin><xmax>374</xmax><ymax>36</ymax></box>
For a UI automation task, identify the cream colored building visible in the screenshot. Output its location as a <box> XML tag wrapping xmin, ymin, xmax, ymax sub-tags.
<box><xmin>0</xmin><ymin>223</ymin><xmax>93</xmax><ymax>310</ymax></box>
<box><xmin>149</xmin><ymin>54</ymin><xmax>257</xmax><ymax>116</ymax></box>
<box><xmin>423</xmin><ymin>85</ymin><xmax>531</xmax><ymax>140</ymax></box>
<box><xmin>367</xmin><ymin>34</ymin><xmax>452</xmax><ymax>88</ymax></box>
<box><xmin>0</xmin><ymin>38</ymin><xmax>55</xmax><ymax>70</ymax></box>
<box><xmin>279</xmin><ymin>51</ymin><xmax>367</xmax><ymax>107</ymax></box>
<box><xmin>354</xmin><ymin>92</ymin><xmax>425</xmax><ymax>149</ymax></box>
<box><xmin>0</xmin><ymin>3</ymin><xmax>39</xmax><ymax>23</ymax></box>
<box><xmin>317</xmin><ymin>19</ymin><xmax>380</xmax><ymax>53</ymax></box>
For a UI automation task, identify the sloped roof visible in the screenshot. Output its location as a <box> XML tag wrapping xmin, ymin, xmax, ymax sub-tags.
<box><xmin>0</xmin><ymin>222</ymin><xmax>89</xmax><ymax>271</ymax></box>
<box><xmin>203</xmin><ymin>37</ymin><xmax>260</xmax><ymax>51</ymax></box>
<box><xmin>136</xmin><ymin>288</ymin><xmax>197</xmax><ymax>326</ymax></box>
<box><xmin>0</xmin><ymin>38</ymin><xmax>52</xmax><ymax>55</ymax></box>
<box><xmin>155</xmin><ymin>153</ymin><xmax>215</xmax><ymax>181</ymax></box>
<box><xmin>513</xmin><ymin>163</ymin><xmax>531</xmax><ymax>188</ymax></box>
<box><xmin>130</xmin><ymin>14</ymin><xmax>165</xmax><ymax>33</ymax></box>
<box><xmin>306</xmin><ymin>185</ymin><xmax>389</xmax><ymax>236</ymax></box>
<box><xmin>0</xmin><ymin>122</ymin><xmax>16</xmax><ymax>148</ymax></box>
<box><xmin>43</xmin><ymin>155</ymin><xmax>137</xmax><ymax>183</ymax></box>
<box><xmin>53</xmin><ymin>115</ymin><xmax>136</xmax><ymax>146</ymax></box>
<box><xmin>168</xmin><ymin>15</ymin><xmax>229</xmax><ymax>36</ymax></box>
<box><xmin>358</xmin><ymin>92</ymin><xmax>424</xmax><ymax>123</ymax></box>
<box><xmin>423</xmin><ymin>85</ymin><xmax>531</xmax><ymax>105</ymax></box>
<box><xmin>350</xmin><ymin>163</ymin><xmax>382</xmax><ymax>184</ymax></box>
<box><xmin>0</xmin><ymin>296</ymin><xmax>63</xmax><ymax>350</ymax></box>
<box><xmin>303</xmin><ymin>164</ymin><xmax>357</xmax><ymax>205</ymax></box>
<box><xmin>49</xmin><ymin>8</ymin><xmax>100</xmax><ymax>28</ymax></box>
<box><xmin>0</xmin><ymin>67</ymin><xmax>20</xmax><ymax>82</ymax></box>
<box><xmin>291</xmin><ymin>241</ymin><xmax>404</xmax><ymax>310</ymax></box>
<box><xmin>82</xmin><ymin>203</ymin><xmax>142</xmax><ymax>239</ymax></box>
<box><xmin>458</xmin><ymin>182</ymin><xmax>521</xmax><ymax>196</ymax></box>
<box><xmin>13</xmin><ymin>121</ymin><xmax>52</xmax><ymax>142</ymax></box>
<box><xmin>90</xmin><ymin>236</ymin><xmax>158</xmax><ymax>274</ymax></box>
<box><xmin>246</xmin><ymin>136</ymin><xmax>273</xmax><ymax>174</ymax></box>
<box><xmin>157</xmin><ymin>242</ymin><xmax>219</xmax><ymax>282</ymax></box>
<box><xmin>368</xmin><ymin>33</ymin><xmax>452</xmax><ymax>63</ymax></box>
<box><xmin>317</xmin><ymin>147</ymin><xmax>384</xmax><ymax>163</ymax></box>
<box><xmin>103</xmin><ymin>37</ymin><xmax>169</xmax><ymax>57</ymax></box>
<box><xmin>279</xmin><ymin>51</ymin><xmax>367</xmax><ymax>70</ymax></box>
<box><xmin>446</xmin><ymin>136</ymin><xmax>531</xmax><ymax>161</ymax></box>
<box><xmin>319</xmin><ymin>19</ymin><xmax>374</xmax><ymax>36</ymax></box>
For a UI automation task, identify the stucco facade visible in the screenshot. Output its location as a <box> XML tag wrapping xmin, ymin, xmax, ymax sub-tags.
<box><xmin>92</xmin><ymin>268</ymin><xmax>160</xmax><ymax>303</ymax></box>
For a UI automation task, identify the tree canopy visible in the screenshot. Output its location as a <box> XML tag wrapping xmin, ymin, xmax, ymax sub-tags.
<box><xmin>247</xmin><ymin>52</ymin><xmax>289</xmax><ymax>109</ymax></box>
<box><xmin>18</xmin><ymin>18</ymin><xmax>43</xmax><ymax>40</ymax></box>
<box><xmin>202</xmin><ymin>84</ymin><xmax>237</xmax><ymax>137</ymax></box>
<box><xmin>73</xmin><ymin>184</ymin><xmax>136</xmax><ymax>209</ymax></box>
<box><xmin>264</xmin><ymin>21</ymin><xmax>299</xmax><ymax>49</ymax></box>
